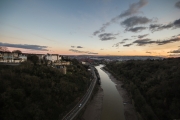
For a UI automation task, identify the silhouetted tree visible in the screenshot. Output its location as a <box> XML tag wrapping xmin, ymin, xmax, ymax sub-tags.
<box><xmin>27</xmin><ymin>55</ymin><xmax>39</xmax><ymax>65</ymax></box>
<box><xmin>0</xmin><ymin>46</ymin><xmax>10</xmax><ymax>52</ymax></box>
<box><xmin>12</xmin><ymin>50</ymin><xmax>22</xmax><ymax>54</ymax></box>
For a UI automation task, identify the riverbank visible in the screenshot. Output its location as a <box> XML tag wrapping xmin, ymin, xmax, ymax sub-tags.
<box><xmin>101</xmin><ymin>67</ymin><xmax>138</xmax><ymax>120</ymax></box>
<box><xmin>82</xmin><ymin>86</ymin><xmax>103</xmax><ymax>120</ymax></box>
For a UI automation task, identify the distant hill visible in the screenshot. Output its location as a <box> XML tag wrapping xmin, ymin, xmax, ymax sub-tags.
<box><xmin>69</xmin><ymin>55</ymin><xmax>163</xmax><ymax>61</ymax></box>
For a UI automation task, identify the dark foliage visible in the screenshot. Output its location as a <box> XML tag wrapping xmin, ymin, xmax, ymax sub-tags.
<box><xmin>0</xmin><ymin>60</ymin><xmax>90</xmax><ymax>120</ymax></box>
<box><xmin>106</xmin><ymin>58</ymin><xmax>180</xmax><ymax>120</ymax></box>
<box><xmin>27</xmin><ymin>55</ymin><xmax>39</xmax><ymax>65</ymax></box>
<box><xmin>12</xmin><ymin>50</ymin><xmax>22</xmax><ymax>54</ymax></box>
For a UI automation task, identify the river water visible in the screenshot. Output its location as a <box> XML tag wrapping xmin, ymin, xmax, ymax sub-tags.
<box><xmin>95</xmin><ymin>65</ymin><xmax>125</xmax><ymax>120</ymax></box>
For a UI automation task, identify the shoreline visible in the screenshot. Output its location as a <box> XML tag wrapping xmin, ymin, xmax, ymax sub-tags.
<box><xmin>82</xmin><ymin>66</ymin><xmax>137</xmax><ymax>120</ymax></box>
<box><xmin>101</xmin><ymin>67</ymin><xmax>138</xmax><ymax>120</ymax></box>
<box><xmin>82</xmin><ymin>86</ymin><xmax>103</xmax><ymax>120</ymax></box>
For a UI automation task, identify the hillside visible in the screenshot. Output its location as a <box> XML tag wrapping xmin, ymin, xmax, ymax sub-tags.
<box><xmin>0</xmin><ymin>59</ymin><xmax>91</xmax><ymax>120</ymax></box>
<box><xmin>106</xmin><ymin>58</ymin><xmax>180</xmax><ymax>120</ymax></box>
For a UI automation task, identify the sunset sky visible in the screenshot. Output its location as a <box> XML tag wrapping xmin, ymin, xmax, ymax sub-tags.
<box><xmin>0</xmin><ymin>0</ymin><xmax>180</xmax><ymax>57</ymax></box>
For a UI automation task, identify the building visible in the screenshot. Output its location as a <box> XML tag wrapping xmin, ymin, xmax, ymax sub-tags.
<box><xmin>56</xmin><ymin>65</ymin><xmax>67</xmax><ymax>74</ymax></box>
<box><xmin>53</xmin><ymin>61</ymin><xmax>71</xmax><ymax>66</ymax></box>
<box><xmin>0</xmin><ymin>52</ymin><xmax>3</xmax><ymax>61</ymax></box>
<box><xmin>82</xmin><ymin>61</ymin><xmax>89</xmax><ymax>65</ymax></box>
<box><xmin>44</xmin><ymin>54</ymin><xmax>61</xmax><ymax>62</ymax></box>
<box><xmin>18</xmin><ymin>54</ymin><xmax>27</xmax><ymax>62</ymax></box>
<box><xmin>0</xmin><ymin>52</ymin><xmax>28</xmax><ymax>63</ymax></box>
<box><xmin>52</xmin><ymin>54</ymin><xmax>61</xmax><ymax>62</ymax></box>
<box><xmin>0</xmin><ymin>51</ymin><xmax>68</xmax><ymax>74</ymax></box>
<box><xmin>0</xmin><ymin>51</ymin><xmax>13</xmax><ymax>62</ymax></box>
<box><xmin>36</xmin><ymin>54</ymin><xmax>45</xmax><ymax>60</ymax></box>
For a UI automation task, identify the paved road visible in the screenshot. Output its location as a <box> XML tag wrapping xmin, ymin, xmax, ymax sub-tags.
<box><xmin>62</xmin><ymin>66</ymin><xmax>97</xmax><ymax>120</ymax></box>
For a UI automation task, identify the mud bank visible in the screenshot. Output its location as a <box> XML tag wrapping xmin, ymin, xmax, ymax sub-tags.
<box><xmin>82</xmin><ymin>87</ymin><xmax>103</xmax><ymax>120</ymax></box>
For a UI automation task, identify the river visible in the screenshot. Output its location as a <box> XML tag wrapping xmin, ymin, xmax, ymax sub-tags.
<box><xmin>95</xmin><ymin>65</ymin><xmax>125</xmax><ymax>120</ymax></box>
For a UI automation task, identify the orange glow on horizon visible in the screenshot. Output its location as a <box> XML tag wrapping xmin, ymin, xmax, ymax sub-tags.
<box><xmin>4</xmin><ymin>46</ymin><xmax>177</xmax><ymax>57</ymax></box>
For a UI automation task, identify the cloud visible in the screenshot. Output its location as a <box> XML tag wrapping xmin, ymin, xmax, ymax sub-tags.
<box><xmin>93</xmin><ymin>22</ymin><xmax>111</xmax><ymax>36</ymax></box>
<box><xmin>131</xmin><ymin>35</ymin><xmax>137</xmax><ymax>38</ymax></box>
<box><xmin>156</xmin><ymin>37</ymin><xmax>180</xmax><ymax>45</ymax></box>
<box><xmin>174</xmin><ymin>18</ymin><xmax>180</xmax><ymax>28</ymax></box>
<box><xmin>114</xmin><ymin>34</ymin><xmax>180</xmax><ymax>48</ymax></box>
<box><xmin>111</xmin><ymin>0</ymin><xmax>149</xmax><ymax>23</ymax></box>
<box><xmin>169</xmin><ymin>54</ymin><xmax>180</xmax><ymax>57</ymax></box>
<box><xmin>149</xmin><ymin>24</ymin><xmax>173</xmax><ymax>32</ymax></box>
<box><xmin>0</xmin><ymin>42</ymin><xmax>48</xmax><ymax>51</ymax></box>
<box><xmin>172</xmin><ymin>33</ymin><xmax>180</xmax><ymax>38</ymax></box>
<box><xmin>77</xmin><ymin>46</ymin><xmax>83</xmax><ymax>48</ymax></box>
<box><xmin>121</xmin><ymin>16</ymin><xmax>153</xmax><ymax>33</ymax></box>
<box><xmin>116</xmin><ymin>0</ymin><xmax>148</xmax><ymax>18</ymax></box>
<box><xmin>93</xmin><ymin>0</ymin><xmax>148</xmax><ymax>35</ymax></box>
<box><xmin>93</xmin><ymin>31</ymin><xmax>100</xmax><ymax>36</ymax></box>
<box><xmin>133</xmin><ymin>38</ymin><xmax>155</xmax><ymax>46</ymax></box>
<box><xmin>128</xmin><ymin>37</ymin><xmax>180</xmax><ymax>46</ymax></box>
<box><xmin>69</xmin><ymin>49</ymin><xmax>85</xmax><ymax>53</ymax></box>
<box><xmin>126</xmin><ymin>27</ymin><xmax>146</xmax><ymax>32</ymax></box>
<box><xmin>71</xmin><ymin>46</ymin><xmax>83</xmax><ymax>48</ymax></box>
<box><xmin>146</xmin><ymin>51</ymin><xmax>151</xmax><ymax>54</ymax></box>
<box><xmin>121</xmin><ymin>16</ymin><xmax>152</xmax><ymax>28</ymax></box>
<box><xmin>87</xmin><ymin>52</ymin><xmax>98</xmax><ymax>54</ymax></box>
<box><xmin>123</xmin><ymin>43</ymin><xmax>133</xmax><ymax>47</ymax></box>
<box><xmin>112</xmin><ymin>41</ymin><xmax>125</xmax><ymax>47</ymax></box>
<box><xmin>98</xmin><ymin>33</ymin><xmax>117</xmax><ymax>41</ymax></box>
<box><xmin>175</xmin><ymin>1</ymin><xmax>180</xmax><ymax>9</ymax></box>
<box><xmin>149</xmin><ymin>24</ymin><xmax>160</xmax><ymax>31</ymax></box>
<box><xmin>169</xmin><ymin>48</ymin><xmax>180</xmax><ymax>53</ymax></box>
<box><xmin>123</xmin><ymin>38</ymin><xmax>129</xmax><ymax>41</ymax></box>
<box><xmin>120</xmin><ymin>42</ymin><xmax>125</xmax><ymax>44</ymax></box>
<box><xmin>69</xmin><ymin>49</ymin><xmax>98</xmax><ymax>54</ymax></box>
<box><xmin>149</xmin><ymin>18</ymin><xmax>180</xmax><ymax>32</ymax></box>
<box><xmin>138</xmin><ymin>34</ymin><xmax>149</xmax><ymax>38</ymax></box>
<box><xmin>113</xmin><ymin>38</ymin><xmax>131</xmax><ymax>48</ymax></box>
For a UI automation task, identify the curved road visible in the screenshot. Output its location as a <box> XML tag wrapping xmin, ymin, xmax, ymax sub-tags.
<box><xmin>62</xmin><ymin>66</ymin><xmax>97</xmax><ymax>120</ymax></box>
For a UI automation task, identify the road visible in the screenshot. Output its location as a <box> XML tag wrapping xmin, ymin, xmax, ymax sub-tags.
<box><xmin>62</xmin><ymin>66</ymin><xmax>97</xmax><ymax>120</ymax></box>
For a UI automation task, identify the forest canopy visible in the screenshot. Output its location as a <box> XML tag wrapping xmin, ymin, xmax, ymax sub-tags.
<box><xmin>106</xmin><ymin>58</ymin><xmax>180</xmax><ymax>120</ymax></box>
<box><xmin>0</xmin><ymin>59</ymin><xmax>91</xmax><ymax>120</ymax></box>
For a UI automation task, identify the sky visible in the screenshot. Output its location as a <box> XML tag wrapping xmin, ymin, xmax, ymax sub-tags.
<box><xmin>0</xmin><ymin>0</ymin><xmax>180</xmax><ymax>57</ymax></box>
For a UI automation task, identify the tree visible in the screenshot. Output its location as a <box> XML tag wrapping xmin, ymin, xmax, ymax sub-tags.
<box><xmin>12</xmin><ymin>50</ymin><xmax>22</xmax><ymax>54</ymax></box>
<box><xmin>0</xmin><ymin>46</ymin><xmax>10</xmax><ymax>52</ymax></box>
<box><xmin>106</xmin><ymin>58</ymin><xmax>180</xmax><ymax>120</ymax></box>
<box><xmin>27</xmin><ymin>55</ymin><xmax>39</xmax><ymax>65</ymax></box>
<box><xmin>71</xmin><ymin>59</ymin><xmax>79</xmax><ymax>65</ymax></box>
<box><xmin>0</xmin><ymin>58</ymin><xmax>91</xmax><ymax>120</ymax></box>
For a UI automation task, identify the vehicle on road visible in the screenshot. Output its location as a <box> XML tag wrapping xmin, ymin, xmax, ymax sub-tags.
<box><xmin>79</xmin><ymin>104</ymin><xmax>82</xmax><ymax>107</ymax></box>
